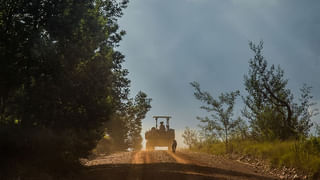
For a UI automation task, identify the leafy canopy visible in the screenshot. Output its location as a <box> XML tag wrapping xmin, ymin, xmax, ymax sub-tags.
<box><xmin>242</xmin><ymin>41</ymin><xmax>318</xmax><ymax>140</ymax></box>
<box><xmin>0</xmin><ymin>0</ymin><xmax>130</xmax><ymax>176</ymax></box>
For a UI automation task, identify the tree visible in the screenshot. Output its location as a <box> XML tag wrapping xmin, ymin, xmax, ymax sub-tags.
<box><xmin>0</xmin><ymin>0</ymin><xmax>130</xmax><ymax>177</ymax></box>
<box><xmin>104</xmin><ymin>91</ymin><xmax>151</xmax><ymax>152</ymax></box>
<box><xmin>230</xmin><ymin>117</ymin><xmax>249</xmax><ymax>141</ymax></box>
<box><xmin>182</xmin><ymin>127</ymin><xmax>199</xmax><ymax>149</ymax></box>
<box><xmin>315</xmin><ymin>124</ymin><xmax>320</xmax><ymax>137</ymax></box>
<box><xmin>243</xmin><ymin>41</ymin><xmax>318</xmax><ymax>140</ymax></box>
<box><xmin>191</xmin><ymin>82</ymin><xmax>240</xmax><ymax>152</ymax></box>
<box><xmin>105</xmin><ymin>115</ymin><xmax>130</xmax><ymax>152</ymax></box>
<box><xmin>294</xmin><ymin>84</ymin><xmax>319</xmax><ymax>136</ymax></box>
<box><xmin>127</xmin><ymin>91</ymin><xmax>152</xmax><ymax>150</ymax></box>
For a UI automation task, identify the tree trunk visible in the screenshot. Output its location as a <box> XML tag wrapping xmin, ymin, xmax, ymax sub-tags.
<box><xmin>225</xmin><ymin>129</ymin><xmax>228</xmax><ymax>153</ymax></box>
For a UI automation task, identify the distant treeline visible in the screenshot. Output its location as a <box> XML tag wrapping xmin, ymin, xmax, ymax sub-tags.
<box><xmin>0</xmin><ymin>0</ymin><xmax>151</xmax><ymax>178</ymax></box>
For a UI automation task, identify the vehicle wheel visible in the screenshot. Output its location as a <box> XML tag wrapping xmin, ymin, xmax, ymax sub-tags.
<box><xmin>146</xmin><ymin>142</ymin><xmax>153</xmax><ymax>151</ymax></box>
<box><xmin>171</xmin><ymin>143</ymin><xmax>176</xmax><ymax>153</ymax></box>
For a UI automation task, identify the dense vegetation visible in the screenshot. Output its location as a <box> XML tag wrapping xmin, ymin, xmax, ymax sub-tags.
<box><xmin>96</xmin><ymin>91</ymin><xmax>151</xmax><ymax>154</ymax></box>
<box><xmin>0</xmin><ymin>0</ymin><xmax>150</xmax><ymax>178</ymax></box>
<box><xmin>185</xmin><ymin>41</ymin><xmax>320</xmax><ymax>176</ymax></box>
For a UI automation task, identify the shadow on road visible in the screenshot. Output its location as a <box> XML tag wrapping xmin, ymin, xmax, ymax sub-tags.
<box><xmin>80</xmin><ymin>163</ymin><xmax>277</xmax><ymax>180</ymax></box>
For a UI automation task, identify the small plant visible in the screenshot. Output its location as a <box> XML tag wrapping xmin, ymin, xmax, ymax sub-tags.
<box><xmin>191</xmin><ymin>81</ymin><xmax>240</xmax><ymax>153</ymax></box>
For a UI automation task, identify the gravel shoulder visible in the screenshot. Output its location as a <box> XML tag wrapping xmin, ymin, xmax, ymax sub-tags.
<box><xmin>79</xmin><ymin>150</ymin><xmax>278</xmax><ymax>180</ymax></box>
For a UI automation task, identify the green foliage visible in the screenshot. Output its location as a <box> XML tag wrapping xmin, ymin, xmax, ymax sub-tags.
<box><xmin>230</xmin><ymin>117</ymin><xmax>250</xmax><ymax>140</ymax></box>
<box><xmin>315</xmin><ymin>124</ymin><xmax>320</xmax><ymax>137</ymax></box>
<box><xmin>191</xmin><ymin>81</ymin><xmax>240</xmax><ymax>152</ymax></box>
<box><xmin>94</xmin><ymin>135</ymin><xmax>113</xmax><ymax>155</ymax></box>
<box><xmin>243</xmin><ymin>41</ymin><xmax>318</xmax><ymax>140</ymax></box>
<box><xmin>127</xmin><ymin>91</ymin><xmax>152</xmax><ymax>151</ymax></box>
<box><xmin>104</xmin><ymin>91</ymin><xmax>152</xmax><ymax>152</ymax></box>
<box><xmin>0</xmin><ymin>0</ymin><xmax>130</xmax><ymax>177</ymax></box>
<box><xmin>105</xmin><ymin>115</ymin><xmax>130</xmax><ymax>152</ymax></box>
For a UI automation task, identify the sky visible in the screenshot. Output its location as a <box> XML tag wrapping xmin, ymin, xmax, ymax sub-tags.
<box><xmin>117</xmin><ymin>0</ymin><xmax>320</xmax><ymax>148</ymax></box>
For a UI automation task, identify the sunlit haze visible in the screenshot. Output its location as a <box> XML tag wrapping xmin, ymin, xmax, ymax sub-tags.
<box><xmin>118</xmin><ymin>0</ymin><xmax>320</xmax><ymax>147</ymax></box>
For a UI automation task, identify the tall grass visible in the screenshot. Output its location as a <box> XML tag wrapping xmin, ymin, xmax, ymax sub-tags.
<box><xmin>191</xmin><ymin>137</ymin><xmax>320</xmax><ymax>175</ymax></box>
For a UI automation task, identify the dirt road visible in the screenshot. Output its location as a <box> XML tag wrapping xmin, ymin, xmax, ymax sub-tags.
<box><xmin>82</xmin><ymin>150</ymin><xmax>277</xmax><ymax>180</ymax></box>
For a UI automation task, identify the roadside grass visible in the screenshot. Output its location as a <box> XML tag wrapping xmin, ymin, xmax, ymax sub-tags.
<box><xmin>191</xmin><ymin>137</ymin><xmax>320</xmax><ymax>176</ymax></box>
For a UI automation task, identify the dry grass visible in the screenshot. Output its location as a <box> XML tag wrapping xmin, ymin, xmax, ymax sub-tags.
<box><xmin>191</xmin><ymin>137</ymin><xmax>320</xmax><ymax>175</ymax></box>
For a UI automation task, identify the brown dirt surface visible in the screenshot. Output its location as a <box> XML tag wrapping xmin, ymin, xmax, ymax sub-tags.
<box><xmin>79</xmin><ymin>150</ymin><xmax>278</xmax><ymax>180</ymax></box>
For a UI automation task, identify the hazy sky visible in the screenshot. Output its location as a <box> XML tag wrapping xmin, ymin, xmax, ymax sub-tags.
<box><xmin>117</xmin><ymin>0</ymin><xmax>320</xmax><ymax>147</ymax></box>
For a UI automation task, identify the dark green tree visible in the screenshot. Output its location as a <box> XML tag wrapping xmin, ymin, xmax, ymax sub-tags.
<box><xmin>0</xmin><ymin>0</ymin><xmax>129</xmax><ymax>176</ymax></box>
<box><xmin>127</xmin><ymin>91</ymin><xmax>152</xmax><ymax>150</ymax></box>
<box><xmin>104</xmin><ymin>91</ymin><xmax>151</xmax><ymax>152</ymax></box>
<box><xmin>105</xmin><ymin>115</ymin><xmax>130</xmax><ymax>152</ymax></box>
<box><xmin>243</xmin><ymin>41</ymin><xmax>318</xmax><ymax>140</ymax></box>
<box><xmin>191</xmin><ymin>82</ymin><xmax>240</xmax><ymax>152</ymax></box>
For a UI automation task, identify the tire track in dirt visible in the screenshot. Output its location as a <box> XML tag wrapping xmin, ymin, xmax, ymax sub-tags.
<box><xmin>131</xmin><ymin>150</ymin><xmax>151</xmax><ymax>164</ymax></box>
<box><xmin>165</xmin><ymin>150</ymin><xmax>192</xmax><ymax>164</ymax></box>
<box><xmin>128</xmin><ymin>151</ymin><xmax>148</xmax><ymax>179</ymax></box>
<box><xmin>164</xmin><ymin>151</ymin><xmax>239</xmax><ymax>179</ymax></box>
<box><xmin>165</xmin><ymin>151</ymin><xmax>277</xmax><ymax>180</ymax></box>
<box><xmin>145</xmin><ymin>151</ymin><xmax>151</xmax><ymax>163</ymax></box>
<box><xmin>131</xmin><ymin>151</ymin><xmax>145</xmax><ymax>164</ymax></box>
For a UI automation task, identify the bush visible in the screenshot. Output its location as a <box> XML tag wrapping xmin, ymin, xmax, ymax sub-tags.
<box><xmin>94</xmin><ymin>135</ymin><xmax>113</xmax><ymax>155</ymax></box>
